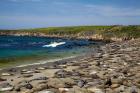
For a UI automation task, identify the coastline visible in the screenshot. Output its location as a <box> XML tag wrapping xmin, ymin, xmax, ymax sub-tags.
<box><xmin>0</xmin><ymin>54</ymin><xmax>84</xmax><ymax>72</ymax></box>
<box><xmin>1</xmin><ymin>25</ymin><xmax>140</xmax><ymax>42</ymax></box>
<box><xmin>0</xmin><ymin>47</ymin><xmax>99</xmax><ymax>73</ymax></box>
<box><xmin>0</xmin><ymin>35</ymin><xmax>104</xmax><ymax>69</ymax></box>
<box><xmin>0</xmin><ymin>38</ymin><xmax>140</xmax><ymax>93</ymax></box>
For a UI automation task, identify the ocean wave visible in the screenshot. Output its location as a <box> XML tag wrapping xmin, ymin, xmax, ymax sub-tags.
<box><xmin>42</xmin><ymin>42</ymin><xmax>66</xmax><ymax>48</ymax></box>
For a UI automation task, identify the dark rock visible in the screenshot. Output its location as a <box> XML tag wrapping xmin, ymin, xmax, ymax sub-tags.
<box><xmin>25</xmin><ymin>84</ymin><xmax>33</xmax><ymax>89</ymax></box>
<box><xmin>30</xmin><ymin>77</ymin><xmax>48</xmax><ymax>82</ymax></box>
<box><xmin>34</xmin><ymin>70</ymin><xmax>41</xmax><ymax>73</ymax></box>
<box><xmin>8</xmin><ymin>68</ymin><xmax>17</xmax><ymax>72</ymax></box>
<box><xmin>23</xmin><ymin>74</ymin><xmax>33</xmax><ymax>78</ymax></box>
<box><xmin>0</xmin><ymin>78</ymin><xmax>6</xmax><ymax>82</ymax></box>
<box><xmin>56</xmin><ymin>61</ymin><xmax>67</xmax><ymax>65</ymax></box>
<box><xmin>77</xmin><ymin>80</ymin><xmax>86</xmax><ymax>88</ymax></box>
<box><xmin>15</xmin><ymin>87</ymin><xmax>21</xmax><ymax>92</ymax></box>
<box><xmin>96</xmin><ymin>61</ymin><xmax>101</xmax><ymax>66</ymax></box>
<box><xmin>122</xmin><ymin>69</ymin><xmax>128</xmax><ymax>75</ymax></box>
<box><xmin>11</xmin><ymin>79</ymin><xmax>14</xmax><ymax>81</ymax></box>
<box><xmin>71</xmin><ymin>63</ymin><xmax>80</xmax><ymax>66</ymax></box>
<box><xmin>105</xmin><ymin>78</ymin><xmax>112</xmax><ymax>86</ymax></box>
<box><xmin>55</xmin><ymin>69</ymin><xmax>71</xmax><ymax>78</ymax></box>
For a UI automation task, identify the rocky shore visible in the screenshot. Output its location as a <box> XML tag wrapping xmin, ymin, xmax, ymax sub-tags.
<box><xmin>0</xmin><ymin>31</ymin><xmax>128</xmax><ymax>42</ymax></box>
<box><xmin>0</xmin><ymin>39</ymin><xmax>140</xmax><ymax>93</ymax></box>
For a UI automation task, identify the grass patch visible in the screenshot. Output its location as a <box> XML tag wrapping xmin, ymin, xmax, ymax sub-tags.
<box><xmin>0</xmin><ymin>25</ymin><xmax>140</xmax><ymax>40</ymax></box>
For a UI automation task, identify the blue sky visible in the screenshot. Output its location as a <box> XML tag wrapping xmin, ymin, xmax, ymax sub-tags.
<box><xmin>0</xmin><ymin>0</ymin><xmax>140</xmax><ymax>29</ymax></box>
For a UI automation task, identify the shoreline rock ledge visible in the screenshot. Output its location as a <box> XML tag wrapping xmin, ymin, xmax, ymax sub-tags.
<box><xmin>0</xmin><ymin>39</ymin><xmax>140</xmax><ymax>93</ymax></box>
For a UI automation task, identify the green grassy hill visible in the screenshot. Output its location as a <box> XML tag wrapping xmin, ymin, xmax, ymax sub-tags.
<box><xmin>0</xmin><ymin>25</ymin><xmax>140</xmax><ymax>41</ymax></box>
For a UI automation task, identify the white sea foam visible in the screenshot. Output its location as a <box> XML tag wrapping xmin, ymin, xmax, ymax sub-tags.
<box><xmin>42</xmin><ymin>42</ymin><xmax>66</xmax><ymax>47</ymax></box>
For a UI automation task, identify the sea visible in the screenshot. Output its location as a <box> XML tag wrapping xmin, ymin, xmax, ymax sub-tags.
<box><xmin>0</xmin><ymin>36</ymin><xmax>104</xmax><ymax>68</ymax></box>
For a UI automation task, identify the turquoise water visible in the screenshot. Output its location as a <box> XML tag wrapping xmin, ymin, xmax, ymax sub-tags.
<box><xmin>0</xmin><ymin>36</ymin><xmax>104</xmax><ymax>68</ymax></box>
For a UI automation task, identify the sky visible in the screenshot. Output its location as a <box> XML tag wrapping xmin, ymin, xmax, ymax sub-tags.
<box><xmin>0</xmin><ymin>0</ymin><xmax>140</xmax><ymax>29</ymax></box>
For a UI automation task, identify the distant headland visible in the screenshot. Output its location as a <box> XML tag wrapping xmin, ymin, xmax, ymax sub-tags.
<box><xmin>0</xmin><ymin>25</ymin><xmax>140</xmax><ymax>41</ymax></box>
